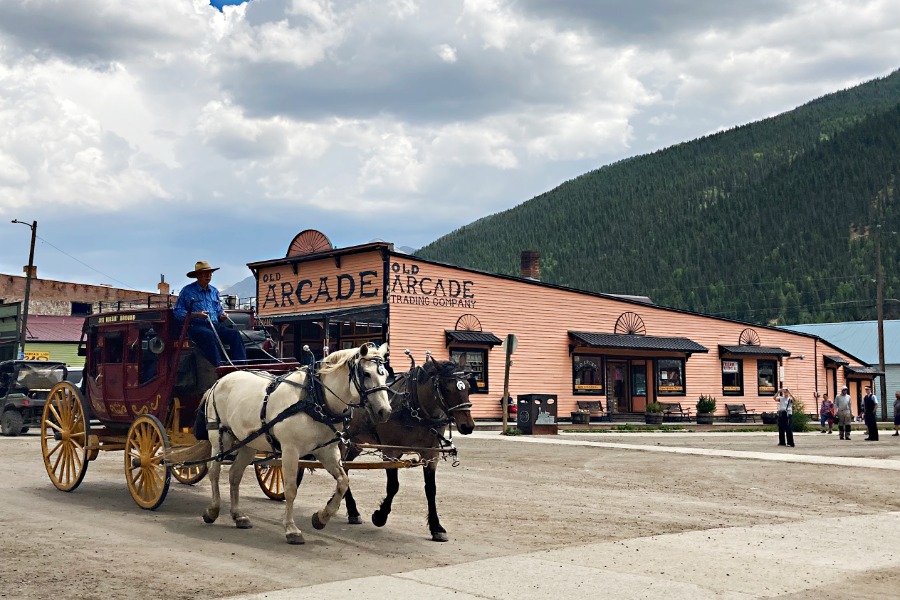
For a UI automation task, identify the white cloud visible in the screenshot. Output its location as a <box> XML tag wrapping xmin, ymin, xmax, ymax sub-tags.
<box><xmin>0</xmin><ymin>0</ymin><xmax>897</xmax><ymax>287</ymax></box>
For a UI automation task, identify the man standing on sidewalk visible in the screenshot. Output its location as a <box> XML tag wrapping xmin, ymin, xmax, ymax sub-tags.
<box><xmin>863</xmin><ymin>386</ymin><xmax>879</xmax><ymax>441</ymax></box>
<box><xmin>834</xmin><ymin>386</ymin><xmax>853</xmax><ymax>440</ymax></box>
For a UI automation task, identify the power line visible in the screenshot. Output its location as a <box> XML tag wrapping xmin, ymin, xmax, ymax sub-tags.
<box><xmin>36</xmin><ymin>235</ymin><xmax>135</xmax><ymax>289</ymax></box>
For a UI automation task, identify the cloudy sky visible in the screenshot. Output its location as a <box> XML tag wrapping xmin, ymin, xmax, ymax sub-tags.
<box><xmin>0</xmin><ymin>0</ymin><xmax>898</xmax><ymax>296</ymax></box>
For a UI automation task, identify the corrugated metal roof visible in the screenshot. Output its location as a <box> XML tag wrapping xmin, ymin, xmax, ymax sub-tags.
<box><xmin>823</xmin><ymin>354</ymin><xmax>850</xmax><ymax>366</ymax></box>
<box><xmin>719</xmin><ymin>344</ymin><xmax>791</xmax><ymax>357</ymax></box>
<box><xmin>844</xmin><ymin>365</ymin><xmax>885</xmax><ymax>376</ymax></box>
<box><xmin>24</xmin><ymin>315</ymin><xmax>84</xmax><ymax>342</ymax></box>
<box><xmin>569</xmin><ymin>331</ymin><xmax>708</xmax><ymax>354</ymax></box>
<box><xmin>445</xmin><ymin>331</ymin><xmax>503</xmax><ymax>346</ymax></box>
<box><xmin>781</xmin><ymin>320</ymin><xmax>900</xmax><ymax>365</ymax></box>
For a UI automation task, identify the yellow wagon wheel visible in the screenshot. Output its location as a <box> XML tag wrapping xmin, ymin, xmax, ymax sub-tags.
<box><xmin>41</xmin><ymin>382</ymin><xmax>90</xmax><ymax>492</ymax></box>
<box><xmin>255</xmin><ymin>463</ymin><xmax>288</xmax><ymax>501</ymax></box>
<box><xmin>172</xmin><ymin>462</ymin><xmax>208</xmax><ymax>486</ymax></box>
<box><xmin>125</xmin><ymin>415</ymin><xmax>171</xmax><ymax>510</ymax></box>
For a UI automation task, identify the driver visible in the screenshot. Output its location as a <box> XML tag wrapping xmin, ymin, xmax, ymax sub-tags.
<box><xmin>174</xmin><ymin>261</ymin><xmax>247</xmax><ymax>367</ymax></box>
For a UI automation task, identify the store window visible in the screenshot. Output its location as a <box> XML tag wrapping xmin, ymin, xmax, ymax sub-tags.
<box><xmin>721</xmin><ymin>359</ymin><xmax>743</xmax><ymax>396</ymax></box>
<box><xmin>656</xmin><ymin>358</ymin><xmax>685</xmax><ymax>396</ymax></box>
<box><xmin>631</xmin><ymin>363</ymin><xmax>647</xmax><ymax>396</ymax></box>
<box><xmin>450</xmin><ymin>348</ymin><xmax>488</xmax><ymax>393</ymax></box>
<box><xmin>757</xmin><ymin>360</ymin><xmax>777</xmax><ymax>395</ymax></box>
<box><xmin>572</xmin><ymin>354</ymin><xmax>604</xmax><ymax>395</ymax></box>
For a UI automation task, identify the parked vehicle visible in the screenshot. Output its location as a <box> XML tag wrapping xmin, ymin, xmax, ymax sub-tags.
<box><xmin>0</xmin><ymin>360</ymin><xmax>68</xmax><ymax>436</ymax></box>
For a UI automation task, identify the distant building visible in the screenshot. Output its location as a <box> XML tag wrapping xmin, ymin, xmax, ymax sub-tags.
<box><xmin>0</xmin><ymin>270</ymin><xmax>173</xmax><ymax>363</ymax></box>
<box><xmin>782</xmin><ymin>320</ymin><xmax>899</xmax><ymax>419</ymax></box>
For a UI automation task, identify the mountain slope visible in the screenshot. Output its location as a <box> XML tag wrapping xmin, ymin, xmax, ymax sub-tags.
<box><xmin>417</xmin><ymin>70</ymin><xmax>900</xmax><ymax>325</ymax></box>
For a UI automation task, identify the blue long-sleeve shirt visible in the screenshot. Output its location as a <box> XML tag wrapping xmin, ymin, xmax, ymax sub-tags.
<box><xmin>174</xmin><ymin>281</ymin><xmax>224</xmax><ymax>322</ymax></box>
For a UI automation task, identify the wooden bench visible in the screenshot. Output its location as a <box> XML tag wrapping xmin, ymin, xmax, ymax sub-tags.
<box><xmin>660</xmin><ymin>402</ymin><xmax>692</xmax><ymax>422</ymax></box>
<box><xmin>725</xmin><ymin>403</ymin><xmax>758</xmax><ymax>422</ymax></box>
<box><xmin>571</xmin><ymin>400</ymin><xmax>605</xmax><ymax>424</ymax></box>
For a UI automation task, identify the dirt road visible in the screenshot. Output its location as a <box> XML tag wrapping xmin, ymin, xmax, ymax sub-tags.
<box><xmin>2</xmin><ymin>430</ymin><xmax>900</xmax><ymax>599</ymax></box>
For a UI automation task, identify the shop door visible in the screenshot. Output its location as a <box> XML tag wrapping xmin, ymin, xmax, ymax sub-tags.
<box><xmin>607</xmin><ymin>360</ymin><xmax>630</xmax><ymax>412</ymax></box>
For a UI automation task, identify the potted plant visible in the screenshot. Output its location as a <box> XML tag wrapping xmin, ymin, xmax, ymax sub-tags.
<box><xmin>645</xmin><ymin>401</ymin><xmax>664</xmax><ymax>425</ymax></box>
<box><xmin>696</xmin><ymin>394</ymin><xmax>716</xmax><ymax>424</ymax></box>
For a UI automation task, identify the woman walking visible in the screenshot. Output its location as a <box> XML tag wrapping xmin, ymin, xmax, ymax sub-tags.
<box><xmin>819</xmin><ymin>392</ymin><xmax>834</xmax><ymax>434</ymax></box>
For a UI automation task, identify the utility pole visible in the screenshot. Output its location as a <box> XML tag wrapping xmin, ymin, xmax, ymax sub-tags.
<box><xmin>876</xmin><ymin>224</ymin><xmax>887</xmax><ymax>420</ymax></box>
<box><xmin>11</xmin><ymin>219</ymin><xmax>37</xmax><ymax>360</ymax></box>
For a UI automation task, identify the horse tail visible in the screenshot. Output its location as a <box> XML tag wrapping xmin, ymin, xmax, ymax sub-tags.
<box><xmin>164</xmin><ymin>440</ymin><xmax>212</xmax><ymax>466</ymax></box>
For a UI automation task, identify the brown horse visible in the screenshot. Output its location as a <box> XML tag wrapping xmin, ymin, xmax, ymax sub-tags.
<box><xmin>301</xmin><ymin>353</ymin><xmax>474</xmax><ymax>542</ymax></box>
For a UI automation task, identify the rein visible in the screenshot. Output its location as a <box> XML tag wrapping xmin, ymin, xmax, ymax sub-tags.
<box><xmin>176</xmin><ymin>351</ymin><xmax>390</xmax><ymax>467</ymax></box>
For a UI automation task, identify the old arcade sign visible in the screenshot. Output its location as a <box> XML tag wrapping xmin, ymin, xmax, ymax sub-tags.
<box><xmin>257</xmin><ymin>252</ymin><xmax>382</xmax><ymax>316</ymax></box>
<box><xmin>388</xmin><ymin>261</ymin><xmax>476</xmax><ymax>309</ymax></box>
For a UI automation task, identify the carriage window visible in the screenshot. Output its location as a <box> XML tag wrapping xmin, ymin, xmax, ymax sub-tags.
<box><xmin>757</xmin><ymin>360</ymin><xmax>777</xmax><ymax>396</ymax></box>
<box><xmin>572</xmin><ymin>354</ymin><xmax>604</xmax><ymax>395</ymax></box>
<box><xmin>722</xmin><ymin>359</ymin><xmax>743</xmax><ymax>396</ymax></box>
<box><xmin>450</xmin><ymin>347</ymin><xmax>488</xmax><ymax>393</ymax></box>
<box><xmin>103</xmin><ymin>333</ymin><xmax>124</xmax><ymax>364</ymax></box>
<box><xmin>656</xmin><ymin>358</ymin><xmax>685</xmax><ymax>396</ymax></box>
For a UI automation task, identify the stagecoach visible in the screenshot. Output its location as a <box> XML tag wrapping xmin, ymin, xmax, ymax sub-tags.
<box><xmin>39</xmin><ymin>300</ymin><xmax>299</xmax><ymax>509</ymax></box>
<box><xmin>41</xmin><ymin>298</ymin><xmax>474</xmax><ymax>543</ymax></box>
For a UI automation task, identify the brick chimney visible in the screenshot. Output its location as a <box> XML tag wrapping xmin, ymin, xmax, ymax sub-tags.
<box><xmin>158</xmin><ymin>275</ymin><xmax>170</xmax><ymax>296</ymax></box>
<box><xmin>520</xmin><ymin>250</ymin><xmax>540</xmax><ymax>280</ymax></box>
<box><xmin>23</xmin><ymin>265</ymin><xmax>36</xmax><ymax>278</ymax></box>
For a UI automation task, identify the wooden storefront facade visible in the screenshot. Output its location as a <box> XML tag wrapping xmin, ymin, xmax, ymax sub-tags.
<box><xmin>249</xmin><ymin>231</ymin><xmax>879</xmax><ymax>419</ymax></box>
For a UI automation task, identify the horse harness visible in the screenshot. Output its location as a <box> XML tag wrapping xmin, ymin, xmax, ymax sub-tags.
<box><xmin>386</xmin><ymin>364</ymin><xmax>473</xmax><ymax>450</ymax></box>
<box><xmin>203</xmin><ymin>355</ymin><xmax>390</xmax><ymax>464</ymax></box>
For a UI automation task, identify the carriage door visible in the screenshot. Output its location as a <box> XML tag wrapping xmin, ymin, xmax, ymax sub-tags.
<box><xmin>607</xmin><ymin>360</ymin><xmax>630</xmax><ymax>413</ymax></box>
<box><xmin>101</xmin><ymin>330</ymin><xmax>126</xmax><ymax>403</ymax></box>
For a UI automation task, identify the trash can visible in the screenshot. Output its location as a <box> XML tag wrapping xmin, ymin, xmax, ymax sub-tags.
<box><xmin>516</xmin><ymin>394</ymin><xmax>558</xmax><ymax>435</ymax></box>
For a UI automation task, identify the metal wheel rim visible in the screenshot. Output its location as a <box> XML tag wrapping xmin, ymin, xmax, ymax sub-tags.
<box><xmin>41</xmin><ymin>382</ymin><xmax>90</xmax><ymax>492</ymax></box>
<box><xmin>255</xmin><ymin>463</ymin><xmax>286</xmax><ymax>501</ymax></box>
<box><xmin>125</xmin><ymin>415</ymin><xmax>171</xmax><ymax>510</ymax></box>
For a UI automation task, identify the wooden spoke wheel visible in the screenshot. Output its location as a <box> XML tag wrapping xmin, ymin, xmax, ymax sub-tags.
<box><xmin>125</xmin><ymin>415</ymin><xmax>171</xmax><ymax>510</ymax></box>
<box><xmin>172</xmin><ymin>462</ymin><xmax>208</xmax><ymax>486</ymax></box>
<box><xmin>255</xmin><ymin>463</ymin><xmax>287</xmax><ymax>501</ymax></box>
<box><xmin>255</xmin><ymin>463</ymin><xmax>304</xmax><ymax>501</ymax></box>
<box><xmin>41</xmin><ymin>382</ymin><xmax>90</xmax><ymax>492</ymax></box>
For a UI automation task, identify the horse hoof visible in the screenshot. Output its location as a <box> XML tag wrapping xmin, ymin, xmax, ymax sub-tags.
<box><xmin>286</xmin><ymin>532</ymin><xmax>306</xmax><ymax>545</ymax></box>
<box><xmin>371</xmin><ymin>511</ymin><xmax>387</xmax><ymax>527</ymax></box>
<box><xmin>235</xmin><ymin>517</ymin><xmax>252</xmax><ymax>529</ymax></box>
<box><xmin>348</xmin><ymin>515</ymin><xmax>363</xmax><ymax>525</ymax></box>
<box><xmin>431</xmin><ymin>532</ymin><xmax>449</xmax><ymax>542</ymax></box>
<box><xmin>311</xmin><ymin>512</ymin><xmax>326</xmax><ymax>530</ymax></box>
<box><xmin>202</xmin><ymin>510</ymin><xmax>218</xmax><ymax>524</ymax></box>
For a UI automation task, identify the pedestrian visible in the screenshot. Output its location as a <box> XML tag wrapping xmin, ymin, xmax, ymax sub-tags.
<box><xmin>819</xmin><ymin>392</ymin><xmax>834</xmax><ymax>434</ymax></box>
<box><xmin>893</xmin><ymin>391</ymin><xmax>900</xmax><ymax>437</ymax></box>
<box><xmin>775</xmin><ymin>387</ymin><xmax>795</xmax><ymax>447</ymax></box>
<box><xmin>863</xmin><ymin>385</ymin><xmax>879</xmax><ymax>441</ymax></box>
<box><xmin>834</xmin><ymin>386</ymin><xmax>853</xmax><ymax>440</ymax></box>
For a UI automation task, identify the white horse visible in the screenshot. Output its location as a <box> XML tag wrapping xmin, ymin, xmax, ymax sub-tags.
<box><xmin>200</xmin><ymin>343</ymin><xmax>391</xmax><ymax>544</ymax></box>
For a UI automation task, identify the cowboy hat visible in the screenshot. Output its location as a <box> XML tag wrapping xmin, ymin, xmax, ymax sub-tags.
<box><xmin>187</xmin><ymin>261</ymin><xmax>220</xmax><ymax>278</ymax></box>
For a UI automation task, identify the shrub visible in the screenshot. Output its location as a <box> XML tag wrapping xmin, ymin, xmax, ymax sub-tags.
<box><xmin>791</xmin><ymin>398</ymin><xmax>810</xmax><ymax>432</ymax></box>
<box><xmin>646</xmin><ymin>401</ymin><xmax>664</xmax><ymax>414</ymax></box>
<box><xmin>696</xmin><ymin>394</ymin><xmax>717</xmax><ymax>414</ymax></box>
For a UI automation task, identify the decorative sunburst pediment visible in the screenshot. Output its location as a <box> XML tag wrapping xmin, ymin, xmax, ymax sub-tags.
<box><xmin>455</xmin><ymin>314</ymin><xmax>482</xmax><ymax>332</ymax></box>
<box><xmin>738</xmin><ymin>328</ymin><xmax>761</xmax><ymax>346</ymax></box>
<box><xmin>614</xmin><ymin>312</ymin><xmax>646</xmax><ymax>336</ymax></box>
<box><xmin>286</xmin><ymin>229</ymin><xmax>333</xmax><ymax>258</ymax></box>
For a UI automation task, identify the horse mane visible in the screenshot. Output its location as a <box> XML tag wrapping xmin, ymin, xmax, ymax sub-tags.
<box><xmin>317</xmin><ymin>343</ymin><xmax>386</xmax><ymax>376</ymax></box>
<box><xmin>427</xmin><ymin>359</ymin><xmax>459</xmax><ymax>378</ymax></box>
